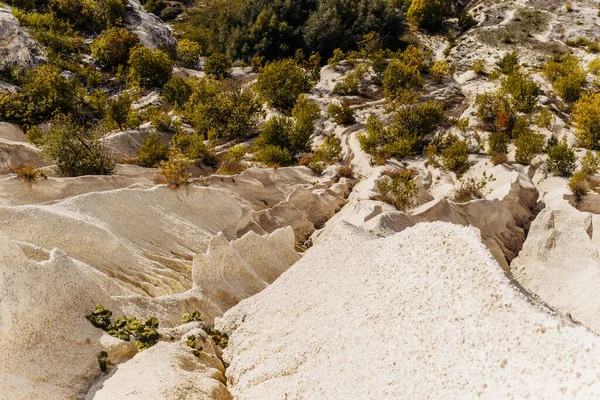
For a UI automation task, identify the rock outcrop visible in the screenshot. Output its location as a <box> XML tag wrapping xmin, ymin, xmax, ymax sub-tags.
<box><xmin>124</xmin><ymin>0</ymin><xmax>176</xmax><ymax>49</ymax></box>
<box><xmin>219</xmin><ymin>222</ymin><xmax>600</xmax><ymax>399</ymax></box>
<box><xmin>0</xmin><ymin>7</ymin><xmax>43</xmax><ymax>68</ymax></box>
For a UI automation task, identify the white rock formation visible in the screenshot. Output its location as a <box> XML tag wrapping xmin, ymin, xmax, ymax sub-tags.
<box><xmin>219</xmin><ymin>222</ymin><xmax>600</xmax><ymax>399</ymax></box>
<box><xmin>511</xmin><ymin>206</ymin><xmax>600</xmax><ymax>334</ymax></box>
<box><xmin>0</xmin><ymin>122</ymin><xmax>47</xmax><ymax>175</ymax></box>
<box><xmin>124</xmin><ymin>0</ymin><xmax>176</xmax><ymax>49</ymax></box>
<box><xmin>0</xmin><ymin>8</ymin><xmax>43</xmax><ymax>68</ymax></box>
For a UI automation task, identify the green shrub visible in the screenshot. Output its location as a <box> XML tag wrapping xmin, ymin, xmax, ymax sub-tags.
<box><xmin>160</xmin><ymin>4</ymin><xmax>182</xmax><ymax>20</ymax></box>
<box><xmin>430</xmin><ymin>60</ymin><xmax>455</xmax><ymax>82</ymax></box>
<box><xmin>581</xmin><ymin>150</ymin><xmax>600</xmax><ymax>175</ymax></box>
<box><xmin>454</xmin><ymin>172</ymin><xmax>495</xmax><ymax>202</ymax></box>
<box><xmin>589</xmin><ymin>58</ymin><xmax>600</xmax><ymax>75</ymax></box>
<box><xmin>171</xmin><ymin>132</ymin><xmax>216</xmax><ymax>166</ymax></box>
<box><xmin>138</xmin><ymin>132</ymin><xmax>168</xmax><ymax>167</ymax></box>
<box><xmin>255</xmin><ymin>59</ymin><xmax>309</xmax><ymax>114</ymax></box>
<box><xmin>441</xmin><ymin>135</ymin><xmax>469</xmax><ymax>173</ymax></box>
<box><xmin>255</xmin><ymin>145</ymin><xmax>293</xmax><ymax>167</ymax></box>
<box><xmin>97</xmin><ymin>351</ymin><xmax>113</xmax><ymax>372</ymax></box>
<box><xmin>183</xmin><ymin>78</ymin><xmax>263</xmax><ymax>141</ymax></box>
<box><xmin>569</xmin><ymin>170</ymin><xmax>589</xmax><ymax>201</ymax></box>
<box><xmin>203</xmin><ymin>52</ymin><xmax>232</xmax><ymax>79</ymax></box>
<box><xmin>458</xmin><ymin>10</ymin><xmax>476</xmax><ymax>30</ymax></box>
<box><xmin>328</xmin><ymin>101</ymin><xmax>356</xmax><ymax>125</ymax></box>
<box><xmin>487</xmin><ymin>131</ymin><xmax>509</xmax><ymax>156</ymax></box>
<box><xmin>515</xmin><ymin>129</ymin><xmax>545</xmax><ymax>164</ymax></box>
<box><xmin>41</xmin><ymin>114</ymin><xmax>114</xmax><ymax>177</ymax></box>
<box><xmin>333</xmin><ymin>70</ymin><xmax>360</xmax><ymax>95</ymax></box>
<box><xmin>406</xmin><ymin>0</ymin><xmax>451</xmax><ymax>29</ymax></box>
<box><xmin>382</xmin><ymin>60</ymin><xmax>423</xmax><ymax>100</ymax></box>
<box><xmin>495</xmin><ymin>51</ymin><xmax>520</xmax><ymax>75</ymax></box>
<box><xmin>542</xmin><ymin>54</ymin><xmax>587</xmax><ymax>102</ymax></box>
<box><xmin>105</xmin><ymin>92</ymin><xmax>133</xmax><ymax>130</ymax></box>
<box><xmin>328</xmin><ymin>48</ymin><xmax>345</xmax><ymax>68</ymax></box>
<box><xmin>500</xmin><ymin>71</ymin><xmax>541</xmax><ymax>113</ymax></box>
<box><xmin>163</xmin><ymin>76</ymin><xmax>193</xmax><ymax>108</ymax></box>
<box><xmin>144</xmin><ymin>0</ymin><xmax>167</xmax><ymax>15</ymax></box>
<box><xmin>475</xmin><ymin>90</ymin><xmax>516</xmax><ymax>132</ymax></box>
<box><xmin>181</xmin><ymin>311</ymin><xmax>203</xmax><ymax>323</ymax></box>
<box><xmin>92</xmin><ymin>27</ymin><xmax>140</xmax><ymax>70</ymax></box>
<box><xmin>311</xmin><ymin>136</ymin><xmax>342</xmax><ymax>164</ymax></box>
<box><xmin>128</xmin><ymin>46</ymin><xmax>174</xmax><ymax>89</ymax></box>
<box><xmin>374</xmin><ymin>169</ymin><xmax>418</xmax><ymax>210</ymax></box>
<box><xmin>572</xmin><ymin>92</ymin><xmax>600</xmax><ymax>149</ymax></box>
<box><xmin>177</xmin><ymin>39</ymin><xmax>203</xmax><ymax>69</ymax></box>
<box><xmin>471</xmin><ymin>59</ymin><xmax>487</xmax><ymax>74</ymax></box>
<box><xmin>534</xmin><ymin>107</ymin><xmax>555</xmax><ymax>129</ymax></box>
<box><xmin>158</xmin><ymin>149</ymin><xmax>193</xmax><ymax>188</ymax></box>
<box><xmin>547</xmin><ymin>138</ymin><xmax>577</xmax><ymax>176</ymax></box>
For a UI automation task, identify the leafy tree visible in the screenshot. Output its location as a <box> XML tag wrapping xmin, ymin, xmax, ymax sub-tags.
<box><xmin>92</xmin><ymin>27</ymin><xmax>140</xmax><ymax>70</ymax></box>
<box><xmin>406</xmin><ymin>0</ymin><xmax>452</xmax><ymax>30</ymax></box>
<box><xmin>255</xmin><ymin>59</ymin><xmax>309</xmax><ymax>113</ymax></box>
<box><xmin>177</xmin><ymin>39</ymin><xmax>203</xmax><ymax>69</ymax></box>
<box><xmin>203</xmin><ymin>52</ymin><xmax>233</xmax><ymax>79</ymax></box>
<box><xmin>572</xmin><ymin>92</ymin><xmax>600</xmax><ymax>149</ymax></box>
<box><xmin>41</xmin><ymin>114</ymin><xmax>114</xmax><ymax>176</ymax></box>
<box><xmin>128</xmin><ymin>46</ymin><xmax>174</xmax><ymax>89</ymax></box>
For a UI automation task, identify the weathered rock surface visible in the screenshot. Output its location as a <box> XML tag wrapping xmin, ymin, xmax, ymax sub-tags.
<box><xmin>0</xmin><ymin>122</ymin><xmax>47</xmax><ymax>175</ymax></box>
<box><xmin>219</xmin><ymin>222</ymin><xmax>600</xmax><ymax>399</ymax></box>
<box><xmin>124</xmin><ymin>0</ymin><xmax>176</xmax><ymax>49</ymax></box>
<box><xmin>0</xmin><ymin>7</ymin><xmax>43</xmax><ymax>68</ymax></box>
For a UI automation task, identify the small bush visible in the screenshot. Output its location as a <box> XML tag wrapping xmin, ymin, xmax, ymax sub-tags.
<box><xmin>163</xmin><ymin>76</ymin><xmax>192</xmax><ymax>108</ymax></box>
<box><xmin>589</xmin><ymin>58</ymin><xmax>600</xmax><ymax>75</ymax></box>
<box><xmin>496</xmin><ymin>51</ymin><xmax>520</xmax><ymax>75</ymax></box>
<box><xmin>430</xmin><ymin>60</ymin><xmax>455</xmax><ymax>82</ymax></box>
<box><xmin>255</xmin><ymin>59</ymin><xmax>309</xmax><ymax>114</ymax></box>
<box><xmin>333</xmin><ymin>70</ymin><xmax>360</xmax><ymax>95</ymax></box>
<box><xmin>471</xmin><ymin>59</ymin><xmax>487</xmax><ymax>75</ymax></box>
<box><xmin>571</xmin><ymin>92</ymin><xmax>600</xmax><ymax>149</ymax></box>
<box><xmin>337</xmin><ymin>165</ymin><xmax>354</xmax><ymax>179</ymax></box>
<box><xmin>160</xmin><ymin>4</ymin><xmax>182</xmax><ymax>20</ymax></box>
<box><xmin>542</xmin><ymin>54</ymin><xmax>586</xmax><ymax>102</ymax></box>
<box><xmin>569</xmin><ymin>170</ymin><xmax>589</xmax><ymax>201</ymax></box>
<box><xmin>255</xmin><ymin>145</ymin><xmax>293</xmax><ymax>167</ymax></box>
<box><xmin>92</xmin><ymin>27</ymin><xmax>139</xmax><ymax>70</ymax></box>
<box><xmin>97</xmin><ymin>351</ymin><xmax>113</xmax><ymax>373</ymax></box>
<box><xmin>534</xmin><ymin>107</ymin><xmax>555</xmax><ymax>129</ymax></box>
<box><xmin>581</xmin><ymin>150</ymin><xmax>600</xmax><ymax>175</ymax></box>
<box><xmin>547</xmin><ymin>138</ymin><xmax>577</xmax><ymax>176</ymax></box>
<box><xmin>406</xmin><ymin>0</ymin><xmax>451</xmax><ymax>30</ymax></box>
<box><xmin>382</xmin><ymin>60</ymin><xmax>423</xmax><ymax>100</ymax></box>
<box><xmin>158</xmin><ymin>149</ymin><xmax>193</xmax><ymax>188</ymax></box>
<box><xmin>441</xmin><ymin>135</ymin><xmax>469</xmax><ymax>173</ymax></box>
<box><xmin>500</xmin><ymin>71</ymin><xmax>541</xmax><ymax>113</ymax></box>
<box><xmin>328</xmin><ymin>102</ymin><xmax>356</xmax><ymax>125</ymax></box>
<box><xmin>138</xmin><ymin>132</ymin><xmax>168</xmax><ymax>167</ymax></box>
<box><xmin>181</xmin><ymin>311</ymin><xmax>203</xmax><ymax>323</ymax></box>
<box><xmin>453</xmin><ymin>172</ymin><xmax>495</xmax><ymax>203</ymax></box>
<box><xmin>128</xmin><ymin>46</ymin><xmax>174</xmax><ymax>89</ymax></box>
<box><xmin>458</xmin><ymin>10</ymin><xmax>477</xmax><ymax>30</ymax></box>
<box><xmin>203</xmin><ymin>52</ymin><xmax>232</xmax><ymax>79</ymax></box>
<box><xmin>171</xmin><ymin>133</ymin><xmax>216</xmax><ymax>166</ymax></box>
<box><xmin>374</xmin><ymin>169</ymin><xmax>418</xmax><ymax>211</ymax></box>
<box><xmin>14</xmin><ymin>164</ymin><xmax>46</xmax><ymax>182</ymax></box>
<box><xmin>177</xmin><ymin>39</ymin><xmax>202</xmax><ymax>69</ymax></box>
<box><xmin>328</xmin><ymin>48</ymin><xmax>345</xmax><ymax>68</ymax></box>
<box><xmin>105</xmin><ymin>92</ymin><xmax>133</xmax><ymax>130</ymax></box>
<box><xmin>514</xmin><ymin>129</ymin><xmax>545</xmax><ymax>164</ymax></box>
<box><xmin>487</xmin><ymin>131</ymin><xmax>509</xmax><ymax>157</ymax></box>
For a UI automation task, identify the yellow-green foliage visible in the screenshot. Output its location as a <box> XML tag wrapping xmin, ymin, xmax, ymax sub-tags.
<box><xmin>440</xmin><ymin>134</ymin><xmax>469</xmax><ymax>173</ymax></box>
<box><xmin>128</xmin><ymin>46</ymin><xmax>173</xmax><ymax>89</ymax></box>
<box><xmin>571</xmin><ymin>92</ymin><xmax>600</xmax><ymax>149</ymax></box>
<box><xmin>328</xmin><ymin>48</ymin><xmax>345</xmax><ymax>68</ymax></box>
<box><xmin>534</xmin><ymin>107</ymin><xmax>555</xmax><ymax>129</ymax></box>
<box><xmin>105</xmin><ymin>92</ymin><xmax>133</xmax><ymax>130</ymax></box>
<box><xmin>581</xmin><ymin>150</ymin><xmax>600</xmax><ymax>175</ymax></box>
<box><xmin>475</xmin><ymin>90</ymin><xmax>516</xmax><ymax>132</ymax></box>
<box><xmin>181</xmin><ymin>311</ymin><xmax>203</xmax><ymax>323</ymax></box>
<box><xmin>382</xmin><ymin>59</ymin><xmax>423</xmax><ymax>100</ymax></box>
<box><xmin>333</xmin><ymin>69</ymin><xmax>361</xmax><ymax>95</ymax></box>
<box><xmin>374</xmin><ymin>169</ymin><xmax>418</xmax><ymax>211</ymax></box>
<box><xmin>176</xmin><ymin>39</ymin><xmax>202</xmax><ymax>69</ymax></box>
<box><xmin>163</xmin><ymin>76</ymin><xmax>193</xmax><ymax>109</ymax></box>
<box><xmin>454</xmin><ymin>172</ymin><xmax>495</xmax><ymax>203</ymax></box>
<box><xmin>91</xmin><ymin>27</ymin><xmax>139</xmax><ymax>70</ymax></box>
<box><xmin>138</xmin><ymin>132</ymin><xmax>168</xmax><ymax>167</ymax></box>
<box><xmin>589</xmin><ymin>58</ymin><xmax>600</xmax><ymax>75</ymax></box>
<box><xmin>203</xmin><ymin>52</ymin><xmax>232</xmax><ymax>79</ymax></box>
<box><xmin>514</xmin><ymin>129</ymin><xmax>545</xmax><ymax>164</ymax></box>
<box><xmin>569</xmin><ymin>170</ymin><xmax>589</xmax><ymax>200</ymax></box>
<box><xmin>471</xmin><ymin>59</ymin><xmax>487</xmax><ymax>74</ymax></box>
<box><xmin>406</xmin><ymin>0</ymin><xmax>452</xmax><ymax>29</ymax></box>
<box><xmin>255</xmin><ymin>59</ymin><xmax>309</xmax><ymax>113</ymax></box>
<box><xmin>429</xmin><ymin>60</ymin><xmax>455</xmax><ymax>82</ymax></box>
<box><xmin>158</xmin><ymin>149</ymin><xmax>193</xmax><ymax>188</ymax></box>
<box><xmin>327</xmin><ymin>101</ymin><xmax>356</xmax><ymax>125</ymax></box>
<box><xmin>542</xmin><ymin>54</ymin><xmax>587</xmax><ymax>102</ymax></box>
<box><xmin>546</xmin><ymin>137</ymin><xmax>577</xmax><ymax>176</ymax></box>
<box><xmin>500</xmin><ymin>71</ymin><xmax>541</xmax><ymax>113</ymax></box>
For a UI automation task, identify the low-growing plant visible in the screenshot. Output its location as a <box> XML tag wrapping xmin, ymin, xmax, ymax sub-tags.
<box><xmin>163</xmin><ymin>76</ymin><xmax>193</xmax><ymax>109</ymax></box>
<box><xmin>185</xmin><ymin>334</ymin><xmax>203</xmax><ymax>356</ymax></box>
<box><xmin>581</xmin><ymin>150</ymin><xmax>600</xmax><ymax>175</ymax></box>
<box><xmin>500</xmin><ymin>71</ymin><xmax>541</xmax><ymax>113</ymax></box>
<box><xmin>333</xmin><ymin>69</ymin><xmax>361</xmax><ymax>96</ymax></box>
<box><xmin>453</xmin><ymin>171</ymin><xmax>495</xmax><ymax>203</ymax></box>
<box><xmin>374</xmin><ymin>169</ymin><xmax>418</xmax><ymax>211</ymax></box>
<box><xmin>181</xmin><ymin>311</ymin><xmax>203</xmax><ymax>324</ymax></box>
<box><xmin>589</xmin><ymin>58</ymin><xmax>600</xmax><ymax>75</ymax></box>
<box><xmin>542</xmin><ymin>54</ymin><xmax>587</xmax><ymax>102</ymax></box>
<box><xmin>255</xmin><ymin>59</ymin><xmax>310</xmax><ymax>114</ymax></box>
<box><xmin>92</xmin><ymin>27</ymin><xmax>139</xmax><ymax>70</ymax></box>
<box><xmin>328</xmin><ymin>101</ymin><xmax>356</xmax><ymax>125</ymax></box>
<box><xmin>328</xmin><ymin>48</ymin><xmax>345</xmax><ymax>68</ymax></box>
<box><xmin>441</xmin><ymin>135</ymin><xmax>469</xmax><ymax>173</ymax></box>
<box><xmin>476</xmin><ymin>90</ymin><xmax>516</xmax><ymax>132</ymax></box>
<box><xmin>158</xmin><ymin>149</ymin><xmax>193</xmax><ymax>188</ymax></box>
<box><xmin>203</xmin><ymin>326</ymin><xmax>229</xmax><ymax>348</ymax></box>
<box><xmin>487</xmin><ymin>131</ymin><xmax>509</xmax><ymax>158</ymax></box>
<box><xmin>255</xmin><ymin>145</ymin><xmax>293</xmax><ymax>167</ymax></box>
<box><xmin>177</xmin><ymin>39</ymin><xmax>202</xmax><ymax>69</ymax></box>
<box><xmin>547</xmin><ymin>137</ymin><xmax>577</xmax><ymax>176</ymax></box>
<box><xmin>128</xmin><ymin>46</ymin><xmax>173</xmax><ymax>89</ymax></box>
<box><xmin>105</xmin><ymin>92</ymin><xmax>133</xmax><ymax>130</ymax></box>
<box><xmin>14</xmin><ymin>164</ymin><xmax>46</xmax><ymax>182</ymax></box>
<box><xmin>337</xmin><ymin>165</ymin><xmax>354</xmax><ymax>179</ymax></box>
<box><xmin>569</xmin><ymin>170</ymin><xmax>589</xmax><ymax>201</ymax></box>
<box><xmin>471</xmin><ymin>59</ymin><xmax>487</xmax><ymax>75</ymax></box>
<box><xmin>430</xmin><ymin>60</ymin><xmax>455</xmax><ymax>82</ymax></box>
<box><xmin>534</xmin><ymin>107</ymin><xmax>555</xmax><ymax>129</ymax></box>
<box><xmin>382</xmin><ymin>60</ymin><xmax>423</xmax><ymax>100</ymax></box>
<box><xmin>97</xmin><ymin>351</ymin><xmax>113</xmax><ymax>373</ymax></box>
<box><xmin>495</xmin><ymin>51</ymin><xmax>520</xmax><ymax>75</ymax></box>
